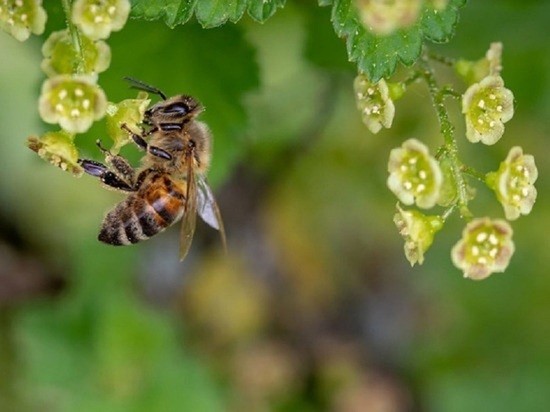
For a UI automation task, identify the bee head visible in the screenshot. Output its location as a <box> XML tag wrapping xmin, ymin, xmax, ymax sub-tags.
<box><xmin>145</xmin><ymin>95</ymin><xmax>202</xmax><ymax>125</ymax></box>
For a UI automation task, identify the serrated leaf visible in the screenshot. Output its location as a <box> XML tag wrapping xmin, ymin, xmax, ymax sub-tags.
<box><xmin>247</xmin><ymin>0</ymin><xmax>286</xmax><ymax>22</ymax></box>
<box><xmin>130</xmin><ymin>0</ymin><xmax>286</xmax><ymax>28</ymax></box>
<box><xmin>195</xmin><ymin>0</ymin><xmax>246</xmax><ymax>28</ymax></box>
<box><xmin>327</xmin><ymin>0</ymin><xmax>466</xmax><ymax>81</ymax></box>
<box><xmin>421</xmin><ymin>0</ymin><xmax>466</xmax><ymax>42</ymax></box>
<box><xmin>130</xmin><ymin>0</ymin><xmax>197</xmax><ymax>28</ymax></box>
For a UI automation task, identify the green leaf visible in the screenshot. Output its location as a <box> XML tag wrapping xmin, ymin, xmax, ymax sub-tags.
<box><xmin>421</xmin><ymin>0</ymin><xmax>467</xmax><ymax>42</ymax></box>
<box><xmin>130</xmin><ymin>0</ymin><xmax>197</xmax><ymax>28</ymax></box>
<box><xmin>247</xmin><ymin>0</ymin><xmax>286</xmax><ymax>23</ymax></box>
<box><xmin>195</xmin><ymin>0</ymin><xmax>246</xmax><ymax>28</ymax></box>
<box><xmin>130</xmin><ymin>0</ymin><xmax>286</xmax><ymax>28</ymax></box>
<box><xmin>327</xmin><ymin>0</ymin><xmax>466</xmax><ymax>82</ymax></box>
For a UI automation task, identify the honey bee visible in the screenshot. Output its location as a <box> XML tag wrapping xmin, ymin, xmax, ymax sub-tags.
<box><xmin>78</xmin><ymin>77</ymin><xmax>226</xmax><ymax>261</ymax></box>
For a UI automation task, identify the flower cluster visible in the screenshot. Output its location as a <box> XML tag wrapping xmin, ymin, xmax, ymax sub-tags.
<box><xmin>381</xmin><ymin>42</ymin><xmax>536</xmax><ymax>280</ymax></box>
<box><xmin>0</xmin><ymin>0</ymin><xmax>46</xmax><ymax>42</ymax></box>
<box><xmin>27</xmin><ymin>0</ymin><xmax>132</xmax><ymax>174</ymax></box>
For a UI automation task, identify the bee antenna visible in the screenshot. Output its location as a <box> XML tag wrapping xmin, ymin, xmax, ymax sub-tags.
<box><xmin>123</xmin><ymin>77</ymin><xmax>167</xmax><ymax>100</ymax></box>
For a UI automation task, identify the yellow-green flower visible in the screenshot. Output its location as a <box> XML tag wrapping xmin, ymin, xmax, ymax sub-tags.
<box><xmin>0</xmin><ymin>0</ymin><xmax>46</xmax><ymax>41</ymax></box>
<box><xmin>71</xmin><ymin>0</ymin><xmax>130</xmax><ymax>40</ymax></box>
<box><xmin>356</xmin><ymin>0</ymin><xmax>422</xmax><ymax>36</ymax></box>
<box><xmin>462</xmin><ymin>75</ymin><xmax>514</xmax><ymax>145</ymax></box>
<box><xmin>41</xmin><ymin>29</ymin><xmax>111</xmax><ymax>77</ymax></box>
<box><xmin>354</xmin><ymin>74</ymin><xmax>398</xmax><ymax>134</ymax></box>
<box><xmin>486</xmin><ymin>146</ymin><xmax>538</xmax><ymax>220</ymax></box>
<box><xmin>38</xmin><ymin>75</ymin><xmax>107</xmax><ymax>134</ymax></box>
<box><xmin>387</xmin><ymin>138</ymin><xmax>442</xmax><ymax>209</ymax></box>
<box><xmin>451</xmin><ymin>217</ymin><xmax>515</xmax><ymax>280</ymax></box>
<box><xmin>394</xmin><ymin>204</ymin><xmax>443</xmax><ymax>266</ymax></box>
<box><xmin>105</xmin><ymin>94</ymin><xmax>150</xmax><ymax>153</ymax></box>
<box><xmin>455</xmin><ymin>42</ymin><xmax>503</xmax><ymax>85</ymax></box>
<box><xmin>27</xmin><ymin>130</ymin><xmax>83</xmax><ymax>176</ymax></box>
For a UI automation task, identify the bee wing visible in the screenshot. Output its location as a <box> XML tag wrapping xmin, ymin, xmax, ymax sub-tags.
<box><xmin>179</xmin><ymin>167</ymin><xmax>198</xmax><ymax>261</ymax></box>
<box><xmin>197</xmin><ymin>176</ymin><xmax>227</xmax><ymax>253</ymax></box>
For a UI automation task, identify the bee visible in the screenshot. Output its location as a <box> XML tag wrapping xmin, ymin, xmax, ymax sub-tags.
<box><xmin>78</xmin><ymin>77</ymin><xmax>226</xmax><ymax>261</ymax></box>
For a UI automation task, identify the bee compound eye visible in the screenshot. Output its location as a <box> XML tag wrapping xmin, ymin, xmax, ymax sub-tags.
<box><xmin>162</xmin><ymin>102</ymin><xmax>191</xmax><ymax>116</ymax></box>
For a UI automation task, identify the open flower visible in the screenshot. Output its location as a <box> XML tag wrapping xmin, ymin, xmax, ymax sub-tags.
<box><xmin>105</xmin><ymin>94</ymin><xmax>150</xmax><ymax>153</ymax></box>
<box><xmin>0</xmin><ymin>0</ymin><xmax>46</xmax><ymax>41</ymax></box>
<box><xmin>356</xmin><ymin>0</ymin><xmax>422</xmax><ymax>36</ymax></box>
<box><xmin>354</xmin><ymin>74</ymin><xmax>397</xmax><ymax>134</ymax></box>
<box><xmin>27</xmin><ymin>130</ymin><xmax>83</xmax><ymax>176</ymax></box>
<box><xmin>462</xmin><ymin>75</ymin><xmax>514</xmax><ymax>145</ymax></box>
<box><xmin>394</xmin><ymin>204</ymin><xmax>443</xmax><ymax>266</ymax></box>
<box><xmin>41</xmin><ymin>29</ymin><xmax>111</xmax><ymax>77</ymax></box>
<box><xmin>38</xmin><ymin>75</ymin><xmax>107</xmax><ymax>133</ymax></box>
<box><xmin>387</xmin><ymin>139</ymin><xmax>442</xmax><ymax>209</ymax></box>
<box><xmin>71</xmin><ymin>0</ymin><xmax>130</xmax><ymax>40</ymax></box>
<box><xmin>486</xmin><ymin>146</ymin><xmax>538</xmax><ymax>220</ymax></box>
<box><xmin>451</xmin><ymin>217</ymin><xmax>515</xmax><ymax>280</ymax></box>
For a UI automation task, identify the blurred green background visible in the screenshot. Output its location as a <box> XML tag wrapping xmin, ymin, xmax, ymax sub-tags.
<box><xmin>1</xmin><ymin>1</ymin><xmax>550</xmax><ymax>411</ymax></box>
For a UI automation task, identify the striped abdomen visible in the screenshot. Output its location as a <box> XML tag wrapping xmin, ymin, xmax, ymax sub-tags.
<box><xmin>98</xmin><ymin>174</ymin><xmax>186</xmax><ymax>245</ymax></box>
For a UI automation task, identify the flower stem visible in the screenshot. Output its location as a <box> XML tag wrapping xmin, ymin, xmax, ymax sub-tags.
<box><xmin>418</xmin><ymin>52</ymin><xmax>472</xmax><ymax>219</ymax></box>
<box><xmin>61</xmin><ymin>0</ymin><xmax>85</xmax><ymax>74</ymax></box>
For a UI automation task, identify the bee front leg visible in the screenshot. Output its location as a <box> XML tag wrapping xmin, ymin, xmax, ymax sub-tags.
<box><xmin>78</xmin><ymin>140</ymin><xmax>138</xmax><ymax>192</ymax></box>
<box><xmin>121</xmin><ymin>123</ymin><xmax>172</xmax><ymax>161</ymax></box>
<box><xmin>78</xmin><ymin>158</ymin><xmax>136</xmax><ymax>191</ymax></box>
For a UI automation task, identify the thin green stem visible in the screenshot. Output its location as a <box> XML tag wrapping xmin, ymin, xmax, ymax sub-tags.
<box><xmin>62</xmin><ymin>0</ymin><xmax>85</xmax><ymax>74</ymax></box>
<box><xmin>418</xmin><ymin>52</ymin><xmax>472</xmax><ymax>220</ymax></box>
<box><xmin>461</xmin><ymin>165</ymin><xmax>487</xmax><ymax>183</ymax></box>
<box><xmin>426</xmin><ymin>49</ymin><xmax>457</xmax><ymax>67</ymax></box>
<box><xmin>440</xmin><ymin>202</ymin><xmax>458</xmax><ymax>221</ymax></box>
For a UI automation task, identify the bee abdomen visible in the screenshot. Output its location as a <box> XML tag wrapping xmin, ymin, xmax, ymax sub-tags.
<box><xmin>98</xmin><ymin>184</ymin><xmax>185</xmax><ymax>246</ymax></box>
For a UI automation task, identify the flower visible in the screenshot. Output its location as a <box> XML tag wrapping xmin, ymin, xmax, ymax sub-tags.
<box><xmin>0</xmin><ymin>0</ymin><xmax>46</xmax><ymax>41</ymax></box>
<box><xmin>105</xmin><ymin>94</ymin><xmax>150</xmax><ymax>153</ymax></box>
<box><xmin>387</xmin><ymin>138</ymin><xmax>442</xmax><ymax>209</ymax></box>
<box><xmin>455</xmin><ymin>42</ymin><xmax>503</xmax><ymax>85</ymax></box>
<box><xmin>451</xmin><ymin>217</ymin><xmax>515</xmax><ymax>280</ymax></box>
<box><xmin>354</xmin><ymin>74</ymin><xmax>398</xmax><ymax>134</ymax></box>
<box><xmin>462</xmin><ymin>75</ymin><xmax>514</xmax><ymax>145</ymax></box>
<box><xmin>27</xmin><ymin>130</ymin><xmax>83</xmax><ymax>176</ymax></box>
<box><xmin>394</xmin><ymin>204</ymin><xmax>443</xmax><ymax>266</ymax></box>
<box><xmin>486</xmin><ymin>146</ymin><xmax>538</xmax><ymax>220</ymax></box>
<box><xmin>38</xmin><ymin>75</ymin><xmax>107</xmax><ymax>134</ymax></box>
<box><xmin>356</xmin><ymin>0</ymin><xmax>422</xmax><ymax>36</ymax></box>
<box><xmin>71</xmin><ymin>0</ymin><xmax>130</xmax><ymax>40</ymax></box>
<box><xmin>41</xmin><ymin>29</ymin><xmax>111</xmax><ymax>77</ymax></box>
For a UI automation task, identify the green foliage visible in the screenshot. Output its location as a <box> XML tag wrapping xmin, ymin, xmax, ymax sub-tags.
<box><xmin>327</xmin><ymin>0</ymin><xmax>466</xmax><ymax>81</ymax></box>
<box><xmin>129</xmin><ymin>0</ymin><xmax>286</xmax><ymax>28</ymax></box>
